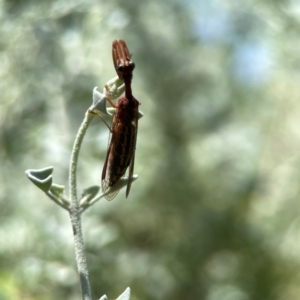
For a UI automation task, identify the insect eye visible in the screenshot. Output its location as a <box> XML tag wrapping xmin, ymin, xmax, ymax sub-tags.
<box><xmin>117</xmin><ymin>65</ymin><xmax>124</xmax><ymax>72</ymax></box>
<box><xmin>130</xmin><ymin>62</ymin><xmax>135</xmax><ymax>70</ymax></box>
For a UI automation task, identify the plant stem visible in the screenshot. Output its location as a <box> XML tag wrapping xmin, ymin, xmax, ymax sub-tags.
<box><xmin>69</xmin><ymin>110</ymin><xmax>94</xmax><ymax>300</ymax></box>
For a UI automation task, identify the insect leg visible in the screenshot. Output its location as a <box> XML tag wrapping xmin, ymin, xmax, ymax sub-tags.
<box><xmin>88</xmin><ymin>110</ymin><xmax>112</xmax><ymax>133</ymax></box>
<box><xmin>104</xmin><ymin>84</ymin><xmax>117</xmax><ymax>108</ymax></box>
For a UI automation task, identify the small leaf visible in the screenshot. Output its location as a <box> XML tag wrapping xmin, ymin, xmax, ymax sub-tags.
<box><xmin>81</xmin><ymin>185</ymin><xmax>100</xmax><ymax>203</ymax></box>
<box><xmin>50</xmin><ymin>184</ymin><xmax>68</xmax><ymax>203</ymax></box>
<box><xmin>99</xmin><ymin>295</ymin><xmax>108</xmax><ymax>300</ymax></box>
<box><xmin>138</xmin><ymin>109</ymin><xmax>144</xmax><ymax>119</ymax></box>
<box><xmin>116</xmin><ymin>287</ymin><xmax>131</xmax><ymax>300</ymax></box>
<box><xmin>25</xmin><ymin>167</ymin><xmax>53</xmax><ymax>192</ymax></box>
<box><xmin>92</xmin><ymin>87</ymin><xmax>109</xmax><ymax>115</ymax></box>
<box><xmin>106</xmin><ymin>107</ymin><xmax>116</xmax><ymax>116</ymax></box>
<box><xmin>106</xmin><ymin>76</ymin><xmax>125</xmax><ymax>99</ymax></box>
<box><xmin>92</xmin><ymin>77</ymin><xmax>125</xmax><ymax>116</ymax></box>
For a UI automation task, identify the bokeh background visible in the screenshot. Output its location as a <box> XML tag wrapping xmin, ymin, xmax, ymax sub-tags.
<box><xmin>1</xmin><ymin>0</ymin><xmax>300</xmax><ymax>299</ymax></box>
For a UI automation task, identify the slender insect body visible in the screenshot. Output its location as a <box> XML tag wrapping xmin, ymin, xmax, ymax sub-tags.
<box><xmin>100</xmin><ymin>39</ymin><xmax>140</xmax><ymax>200</ymax></box>
<box><xmin>103</xmin><ymin>96</ymin><xmax>139</xmax><ymax>189</ymax></box>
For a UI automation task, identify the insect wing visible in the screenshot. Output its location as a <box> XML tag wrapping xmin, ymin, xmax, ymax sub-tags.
<box><xmin>126</xmin><ymin>112</ymin><xmax>138</xmax><ymax>198</ymax></box>
<box><xmin>101</xmin><ymin>113</ymin><xmax>122</xmax><ymax>201</ymax></box>
<box><xmin>102</xmin><ymin>179</ymin><xmax>120</xmax><ymax>201</ymax></box>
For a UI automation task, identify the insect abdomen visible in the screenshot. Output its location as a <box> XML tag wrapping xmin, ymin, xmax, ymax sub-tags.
<box><xmin>105</xmin><ymin>96</ymin><xmax>138</xmax><ymax>186</ymax></box>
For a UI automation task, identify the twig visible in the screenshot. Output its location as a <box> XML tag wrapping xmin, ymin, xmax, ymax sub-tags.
<box><xmin>68</xmin><ymin>109</ymin><xmax>94</xmax><ymax>300</ymax></box>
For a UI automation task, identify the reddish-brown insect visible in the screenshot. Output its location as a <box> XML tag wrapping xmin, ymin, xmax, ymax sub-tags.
<box><xmin>102</xmin><ymin>40</ymin><xmax>140</xmax><ymax>200</ymax></box>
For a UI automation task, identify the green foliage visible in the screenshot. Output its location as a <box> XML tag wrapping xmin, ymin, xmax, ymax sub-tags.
<box><xmin>26</xmin><ymin>167</ymin><xmax>54</xmax><ymax>192</ymax></box>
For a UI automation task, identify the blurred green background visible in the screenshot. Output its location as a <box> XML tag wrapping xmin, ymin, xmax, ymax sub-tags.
<box><xmin>1</xmin><ymin>0</ymin><xmax>300</xmax><ymax>299</ymax></box>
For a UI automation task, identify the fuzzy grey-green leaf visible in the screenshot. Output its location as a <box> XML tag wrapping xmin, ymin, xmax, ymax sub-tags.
<box><xmin>92</xmin><ymin>77</ymin><xmax>125</xmax><ymax>116</ymax></box>
<box><xmin>25</xmin><ymin>167</ymin><xmax>53</xmax><ymax>192</ymax></box>
<box><xmin>93</xmin><ymin>87</ymin><xmax>109</xmax><ymax>115</ymax></box>
<box><xmin>50</xmin><ymin>184</ymin><xmax>67</xmax><ymax>202</ymax></box>
<box><xmin>81</xmin><ymin>185</ymin><xmax>100</xmax><ymax>202</ymax></box>
<box><xmin>106</xmin><ymin>76</ymin><xmax>125</xmax><ymax>99</ymax></box>
<box><xmin>116</xmin><ymin>287</ymin><xmax>131</xmax><ymax>300</ymax></box>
